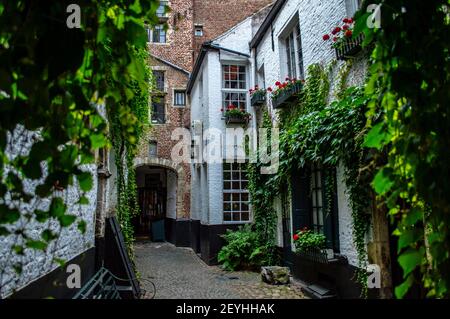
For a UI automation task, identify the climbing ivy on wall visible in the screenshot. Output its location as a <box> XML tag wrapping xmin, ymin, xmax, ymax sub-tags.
<box><xmin>273</xmin><ymin>63</ymin><xmax>373</xmax><ymax>296</ymax></box>
<box><xmin>108</xmin><ymin>47</ymin><xmax>152</xmax><ymax>259</ymax></box>
<box><xmin>247</xmin><ymin>111</ymin><xmax>279</xmax><ymax>265</ymax></box>
<box><xmin>0</xmin><ymin>1</ymin><xmax>160</xmax><ymax>291</ymax></box>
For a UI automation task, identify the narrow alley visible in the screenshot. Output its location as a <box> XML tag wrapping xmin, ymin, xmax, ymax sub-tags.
<box><xmin>135</xmin><ymin>242</ymin><xmax>305</xmax><ymax>299</ymax></box>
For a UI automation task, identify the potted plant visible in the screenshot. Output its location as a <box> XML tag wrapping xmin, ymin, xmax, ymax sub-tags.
<box><xmin>249</xmin><ymin>85</ymin><xmax>266</xmax><ymax>107</ymax></box>
<box><xmin>322</xmin><ymin>17</ymin><xmax>364</xmax><ymax>60</ymax></box>
<box><xmin>293</xmin><ymin>228</ymin><xmax>333</xmax><ymax>263</ymax></box>
<box><xmin>222</xmin><ymin>104</ymin><xmax>251</xmax><ymax>125</ymax></box>
<box><xmin>269</xmin><ymin>77</ymin><xmax>304</xmax><ymax>108</ymax></box>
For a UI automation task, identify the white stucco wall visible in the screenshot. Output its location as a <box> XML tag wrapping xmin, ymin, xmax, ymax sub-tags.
<box><xmin>190</xmin><ymin>16</ymin><xmax>256</xmax><ymax>226</ymax></box>
<box><xmin>0</xmin><ymin>126</ymin><xmax>96</xmax><ymax>298</ymax></box>
<box><xmin>252</xmin><ymin>0</ymin><xmax>368</xmax><ymax>265</ymax></box>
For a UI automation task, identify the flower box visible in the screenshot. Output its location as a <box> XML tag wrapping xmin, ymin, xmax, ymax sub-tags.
<box><xmin>225</xmin><ymin>115</ymin><xmax>249</xmax><ymax>126</ymax></box>
<box><xmin>250</xmin><ymin>91</ymin><xmax>266</xmax><ymax>107</ymax></box>
<box><xmin>272</xmin><ymin>81</ymin><xmax>302</xmax><ymax>109</ymax></box>
<box><xmin>335</xmin><ymin>33</ymin><xmax>364</xmax><ymax>60</ymax></box>
<box><xmin>296</xmin><ymin>247</ymin><xmax>334</xmax><ymax>264</ymax></box>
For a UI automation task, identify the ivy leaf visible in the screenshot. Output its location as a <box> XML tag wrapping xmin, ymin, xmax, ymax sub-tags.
<box><xmin>13</xmin><ymin>245</ymin><xmax>24</xmax><ymax>255</ymax></box>
<box><xmin>13</xmin><ymin>263</ymin><xmax>23</xmax><ymax>275</ymax></box>
<box><xmin>35</xmin><ymin>209</ymin><xmax>50</xmax><ymax>223</ymax></box>
<box><xmin>363</xmin><ymin>122</ymin><xmax>391</xmax><ymax>150</ymax></box>
<box><xmin>77</xmin><ymin>172</ymin><xmax>93</xmax><ymax>192</ymax></box>
<box><xmin>53</xmin><ymin>258</ymin><xmax>67</xmax><ymax>267</ymax></box>
<box><xmin>397</xmin><ymin>229</ymin><xmax>422</xmax><ymax>253</ymax></box>
<box><xmin>0</xmin><ymin>205</ymin><xmax>20</xmax><ymax>224</ymax></box>
<box><xmin>398</xmin><ymin>248</ymin><xmax>424</xmax><ymax>278</ymax></box>
<box><xmin>0</xmin><ymin>226</ymin><xmax>10</xmax><ymax>236</ymax></box>
<box><xmin>77</xmin><ymin>196</ymin><xmax>89</xmax><ymax>205</ymax></box>
<box><xmin>42</xmin><ymin>229</ymin><xmax>58</xmax><ymax>242</ymax></box>
<box><xmin>89</xmin><ymin>133</ymin><xmax>107</xmax><ymax>149</ymax></box>
<box><xmin>395</xmin><ymin>274</ymin><xmax>414</xmax><ymax>299</ymax></box>
<box><xmin>58</xmin><ymin>215</ymin><xmax>77</xmax><ymax>227</ymax></box>
<box><xmin>49</xmin><ymin>197</ymin><xmax>66</xmax><ymax>218</ymax></box>
<box><xmin>77</xmin><ymin>220</ymin><xmax>87</xmax><ymax>234</ymax></box>
<box><xmin>26</xmin><ymin>240</ymin><xmax>48</xmax><ymax>251</ymax></box>
<box><xmin>372</xmin><ymin>168</ymin><xmax>395</xmax><ymax>195</ymax></box>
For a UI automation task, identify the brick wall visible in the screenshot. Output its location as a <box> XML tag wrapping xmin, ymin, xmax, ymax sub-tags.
<box><xmin>193</xmin><ymin>0</ymin><xmax>274</xmax><ymax>59</ymax></box>
<box><xmin>149</xmin><ymin>0</ymin><xmax>195</xmax><ymax>72</ymax></box>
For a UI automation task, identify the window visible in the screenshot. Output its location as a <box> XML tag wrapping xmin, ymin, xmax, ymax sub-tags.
<box><xmin>223</xmin><ymin>162</ymin><xmax>250</xmax><ymax>222</ymax></box>
<box><xmin>194</xmin><ymin>25</ymin><xmax>203</xmax><ymax>37</ymax></box>
<box><xmin>284</xmin><ymin>22</ymin><xmax>304</xmax><ymax>79</ymax></box>
<box><xmin>311</xmin><ymin>163</ymin><xmax>324</xmax><ymax>233</ymax></box>
<box><xmin>296</xmin><ymin>23</ymin><xmax>305</xmax><ymax>80</ymax></box>
<box><xmin>222</xmin><ymin>64</ymin><xmax>247</xmax><ymax>112</ymax></box>
<box><xmin>151</xmin><ymin>98</ymin><xmax>165</xmax><ymax>124</ymax></box>
<box><xmin>286</xmin><ymin>31</ymin><xmax>297</xmax><ymax>79</ymax></box>
<box><xmin>345</xmin><ymin>0</ymin><xmax>361</xmax><ymax>17</ymax></box>
<box><xmin>152</xmin><ymin>24</ymin><xmax>167</xmax><ymax>43</ymax></box>
<box><xmin>174</xmin><ymin>90</ymin><xmax>186</xmax><ymax>106</ymax></box>
<box><xmin>156</xmin><ymin>1</ymin><xmax>168</xmax><ymax>18</ymax></box>
<box><xmin>149</xmin><ymin>141</ymin><xmax>158</xmax><ymax>157</ymax></box>
<box><xmin>153</xmin><ymin>70</ymin><xmax>165</xmax><ymax>92</ymax></box>
<box><xmin>291</xmin><ymin>164</ymin><xmax>339</xmax><ymax>252</ymax></box>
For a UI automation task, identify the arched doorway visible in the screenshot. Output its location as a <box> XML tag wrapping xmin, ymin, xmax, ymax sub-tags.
<box><xmin>133</xmin><ymin>158</ymin><xmax>186</xmax><ymax>241</ymax></box>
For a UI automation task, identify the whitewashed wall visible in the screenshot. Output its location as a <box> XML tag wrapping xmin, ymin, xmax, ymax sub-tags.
<box><xmin>253</xmin><ymin>0</ymin><xmax>368</xmax><ymax>266</ymax></box>
<box><xmin>0</xmin><ymin>126</ymin><xmax>97</xmax><ymax>298</ymax></box>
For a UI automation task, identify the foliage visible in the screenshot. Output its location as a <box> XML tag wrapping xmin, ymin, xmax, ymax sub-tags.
<box><xmin>249</xmin><ymin>86</ymin><xmax>265</xmax><ymax>98</ymax></box>
<box><xmin>0</xmin><ymin>0</ymin><xmax>159</xmax><ymax>290</ymax></box>
<box><xmin>274</xmin><ymin>63</ymin><xmax>373</xmax><ymax>296</ymax></box>
<box><xmin>247</xmin><ymin>111</ymin><xmax>279</xmax><ymax>264</ymax></box>
<box><xmin>218</xmin><ymin>225</ymin><xmax>271</xmax><ymax>271</ymax></box>
<box><xmin>109</xmin><ymin>47</ymin><xmax>151</xmax><ymax>259</ymax></box>
<box><xmin>223</xmin><ymin>104</ymin><xmax>251</xmax><ymax>120</ymax></box>
<box><xmin>354</xmin><ymin>0</ymin><xmax>450</xmax><ymax>298</ymax></box>
<box><xmin>269</xmin><ymin>78</ymin><xmax>303</xmax><ymax>100</ymax></box>
<box><xmin>323</xmin><ymin>17</ymin><xmax>355</xmax><ymax>49</ymax></box>
<box><xmin>293</xmin><ymin>228</ymin><xmax>327</xmax><ymax>251</ymax></box>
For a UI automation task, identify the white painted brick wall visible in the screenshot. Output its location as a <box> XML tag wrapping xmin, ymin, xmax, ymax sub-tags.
<box><xmin>253</xmin><ymin>0</ymin><xmax>368</xmax><ymax>267</ymax></box>
<box><xmin>0</xmin><ymin>126</ymin><xmax>96</xmax><ymax>297</ymax></box>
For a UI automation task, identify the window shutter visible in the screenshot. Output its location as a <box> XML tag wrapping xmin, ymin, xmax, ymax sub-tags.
<box><xmin>291</xmin><ymin>166</ymin><xmax>311</xmax><ymax>233</ymax></box>
<box><xmin>322</xmin><ymin>167</ymin><xmax>340</xmax><ymax>251</ymax></box>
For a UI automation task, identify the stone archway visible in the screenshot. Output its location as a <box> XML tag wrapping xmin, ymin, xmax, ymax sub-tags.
<box><xmin>134</xmin><ymin>157</ymin><xmax>186</xmax><ymax>219</ymax></box>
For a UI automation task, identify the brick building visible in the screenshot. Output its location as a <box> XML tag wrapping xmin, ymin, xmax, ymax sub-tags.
<box><xmin>134</xmin><ymin>0</ymin><xmax>274</xmax><ymax>248</ymax></box>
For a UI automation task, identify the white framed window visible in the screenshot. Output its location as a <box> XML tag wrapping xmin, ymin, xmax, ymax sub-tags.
<box><xmin>147</xmin><ymin>25</ymin><xmax>167</xmax><ymax>43</ymax></box>
<box><xmin>174</xmin><ymin>90</ymin><xmax>186</xmax><ymax>107</ymax></box>
<box><xmin>194</xmin><ymin>25</ymin><xmax>204</xmax><ymax>37</ymax></box>
<box><xmin>222</xmin><ymin>64</ymin><xmax>247</xmax><ymax>113</ymax></box>
<box><xmin>283</xmin><ymin>22</ymin><xmax>304</xmax><ymax>79</ymax></box>
<box><xmin>156</xmin><ymin>1</ymin><xmax>169</xmax><ymax>18</ymax></box>
<box><xmin>149</xmin><ymin>141</ymin><xmax>158</xmax><ymax>157</ymax></box>
<box><xmin>223</xmin><ymin>162</ymin><xmax>250</xmax><ymax>222</ymax></box>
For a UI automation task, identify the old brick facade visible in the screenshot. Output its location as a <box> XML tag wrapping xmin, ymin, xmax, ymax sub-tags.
<box><xmin>138</xmin><ymin>0</ymin><xmax>274</xmax><ymax>244</ymax></box>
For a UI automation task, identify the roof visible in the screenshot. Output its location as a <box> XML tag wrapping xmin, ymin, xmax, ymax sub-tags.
<box><xmin>186</xmin><ymin>42</ymin><xmax>250</xmax><ymax>94</ymax></box>
<box><xmin>149</xmin><ymin>54</ymin><xmax>191</xmax><ymax>76</ymax></box>
<box><xmin>250</xmin><ymin>0</ymin><xmax>286</xmax><ymax>49</ymax></box>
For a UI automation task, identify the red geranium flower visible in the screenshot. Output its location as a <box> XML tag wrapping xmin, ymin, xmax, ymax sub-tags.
<box><xmin>348</xmin><ymin>18</ymin><xmax>353</xmax><ymax>24</ymax></box>
<box><xmin>333</xmin><ymin>37</ymin><xmax>338</xmax><ymax>42</ymax></box>
<box><xmin>343</xmin><ymin>24</ymin><xmax>349</xmax><ymax>30</ymax></box>
<box><xmin>343</xmin><ymin>18</ymin><xmax>349</xmax><ymax>23</ymax></box>
<box><xmin>293</xmin><ymin>234</ymin><xmax>299</xmax><ymax>241</ymax></box>
<box><xmin>345</xmin><ymin>30</ymin><xmax>353</xmax><ymax>38</ymax></box>
<box><xmin>267</xmin><ymin>87</ymin><xmax>273</xmax><ymax>92</ymax></box>
<box><xmin>275</xmin><ymin>81</ymin><xmax>281</xmax><ymax>86</ymax></box>
<box><xmin>323</xmin><ymin>34</ymin><xmax>330</xmax><ymax>41</ymax></box>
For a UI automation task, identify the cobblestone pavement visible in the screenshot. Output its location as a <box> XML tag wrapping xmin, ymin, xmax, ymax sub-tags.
<box><xmin>135</xmin><ymin>241</ymin><xmax>305</xmax><ymax>299</ymax></box>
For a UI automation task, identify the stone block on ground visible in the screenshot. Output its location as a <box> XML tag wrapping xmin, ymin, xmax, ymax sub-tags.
<box><xmin>261</xmin><ymin>266</ymin><xmax>290</xmax><ymax>285</ymax></box>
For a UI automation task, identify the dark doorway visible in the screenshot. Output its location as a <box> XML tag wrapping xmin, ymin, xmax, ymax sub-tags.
<box><xmin>134</xmin><ymin>167</ymin><xmax>167</xmax><ymax>239</ymax></box>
